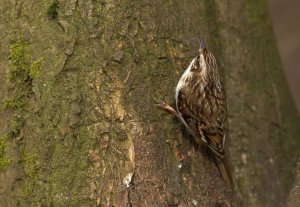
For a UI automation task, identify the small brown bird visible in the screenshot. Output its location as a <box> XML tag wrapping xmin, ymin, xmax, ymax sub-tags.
<box><xmin>155</xmin><ymin>40</ymin><xmax>233</xmax><ymax>189</ymax></box>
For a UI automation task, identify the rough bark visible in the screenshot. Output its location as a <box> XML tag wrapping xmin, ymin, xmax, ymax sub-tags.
<box><xmin>0</xmin><ymin>0</ymin><xmax>299</xmax><ymax>207</ymax></box>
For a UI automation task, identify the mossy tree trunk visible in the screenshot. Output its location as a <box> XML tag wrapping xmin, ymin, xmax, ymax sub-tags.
<box><xmin>0</xmin><ymin>0</ymin><xmax>299</xmax><ymax>207</ymax></box>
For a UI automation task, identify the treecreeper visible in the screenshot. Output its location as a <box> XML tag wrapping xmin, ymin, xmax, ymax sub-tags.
<box><xmin>155</xmin><ymin>40</ymin><xmax>234</xmax><ymax>190</ymax></box>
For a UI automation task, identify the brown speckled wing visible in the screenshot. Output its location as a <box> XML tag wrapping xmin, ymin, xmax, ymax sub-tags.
<box><xmin>177</xmin><ymin>82</ymin><xmax>227</xmax><ymax>157</ymax></box>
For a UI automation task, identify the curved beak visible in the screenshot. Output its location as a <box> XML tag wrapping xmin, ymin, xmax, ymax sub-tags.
<box><xmin>199</xmin><ymin>39</ymin><xmax>205</xmax><ymax>50</ymax></box>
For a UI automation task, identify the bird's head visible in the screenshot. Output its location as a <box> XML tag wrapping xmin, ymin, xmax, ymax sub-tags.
<box><xmin>191</xmin><ymin>40</ymin><xmax>217</xmax><ymax>74</ymax></box>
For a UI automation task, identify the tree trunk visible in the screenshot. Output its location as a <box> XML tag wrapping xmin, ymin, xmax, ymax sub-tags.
<box><xmin>0</xmin><ymin>0</ymin><xmax>299</xmax><ymax>207</ymax></box>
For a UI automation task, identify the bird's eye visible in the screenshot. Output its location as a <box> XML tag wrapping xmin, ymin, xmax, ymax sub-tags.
<box><xmin>190</xmin><ymin>65</ymin><xmax>197</xmax><ymax>72</ymax></box>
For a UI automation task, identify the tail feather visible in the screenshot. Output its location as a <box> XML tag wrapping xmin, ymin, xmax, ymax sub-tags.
<box><xmin>215</xmin><ymin>155</ymin><xmax>234</xmax><ymax>190</ymax></box>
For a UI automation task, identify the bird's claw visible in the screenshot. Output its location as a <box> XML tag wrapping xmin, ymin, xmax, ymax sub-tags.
<box><xmin>153</xmin><ymin>97</ymin><xmax>178</xmax><ymax>116</ymax></box>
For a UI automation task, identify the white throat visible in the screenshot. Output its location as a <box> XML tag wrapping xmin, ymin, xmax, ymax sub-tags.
<box><xmin>175</xmin><ymin>58</ymin><xmax>195</xmax><ymax>111</ymax></box>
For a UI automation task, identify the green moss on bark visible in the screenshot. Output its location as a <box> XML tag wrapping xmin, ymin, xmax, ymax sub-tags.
<box><xmin>0</xmin><ymin>135</ymin><xmax>11</xmax><ymax>171</ymax></box>
<box><xmin>22</xmin><ymin>152</ymin><xmax>39</xmax><ymax>198</ymax></box>
<box><xmin>5</xmin><ymin>39</ymin><xmax>43</xmax><ymax>111</ymax></box>
<box><xmin>47</xmin><ymin>0</ymin><xmax>59</xmax><ymax>19</ymax></box>
<box><xmin>9</xmin><ymin>40</ymin><xmax>31</xmax><ymax>82</ymax></box>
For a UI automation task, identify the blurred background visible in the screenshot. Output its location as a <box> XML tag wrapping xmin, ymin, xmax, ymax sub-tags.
<box><xmin>268</xmin><ymin>0</ymin><xmax>300</xmax><ymax>114</ymax></box>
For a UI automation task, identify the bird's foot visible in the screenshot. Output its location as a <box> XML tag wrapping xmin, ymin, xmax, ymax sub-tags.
<box><xmin>153</xmin><ymin>98</ymin><xmax>179</xmax><ymax>117</ymax></box>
